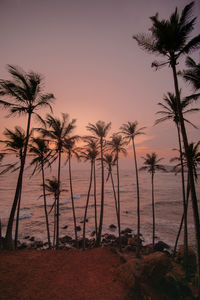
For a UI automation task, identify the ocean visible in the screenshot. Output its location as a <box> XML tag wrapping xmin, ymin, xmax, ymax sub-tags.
<box><xmin>0</xmin><ymin>159</ymin><xmax>199</xmax><ymax>249</ymax></box>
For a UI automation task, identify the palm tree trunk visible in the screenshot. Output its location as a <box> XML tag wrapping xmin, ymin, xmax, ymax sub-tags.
<box><xmin>68</xmin><ymin>155</ymin><xmax>78</xmax><ymax>248</ymax></box>
<box><xmin>176</xmin><ymin>123</ymin><xmax>188</xmax><ymax>274</ymax></box>
<box><xmin>171</xmin><ymin>58</ymin><xmax>200</xmax><ymax>288</ymax></box>
<box><xmin>110</xmin><ymin>170</ymin><xmax>118</xmax><ymax>217</ymax></box>
<box><xmin>152</xmin><ymin>172</ymin><xmax>155</xmax><ymax>247</ymax></box>
<box><xmin>53</xmin><ymin>193</ymin><xmax>57</xmax><ymax>249</ymax></box>
<box><xmin>56</xmin><ymin>150</ymin><xmax>61</xmax><ymax>249</ymax></box>
<box><xmin>173</xmin><ymin>173</ymin><xmax>190</xmax><ymax>256</ymax></box>
<box><xmin>5</xmin><ymin>112</ymin><xmax>32</xmax><ymax>249</ymax></box>
<box><xmin>83</xmin><ymin>161</ymin><xmax>93</xmax><ymax>250</ymax></box>
<box><xmin>132</xmin><ymin>138</ymin><xmax>141</xmax><ymax>257</ymax></box>
<box><xmin>116</xmin><ymin>155</ymin><xmax>121</xmax><ymax>252</ymax></box>
<box><xmin>14</xmin><ymin>184</ymin><xmax>22</xmax><ymax>249</ymax></box>
<box><xmin>93</xmin><ymin>161</ymin><xmax>98</xmax><ymax>239</ymax></box>
<box><xmin>96</xmin><ymin>137</ymin><xmax>104</xmax><ymax>246</ymax></box>
<box><xmin>41</xmin><ymin>160</ymin><xmax>51</xmax><ymax>249</ymax></box>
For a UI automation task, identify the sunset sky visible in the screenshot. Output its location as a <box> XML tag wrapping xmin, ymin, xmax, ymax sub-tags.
<box><xmin>0</xmin><ymin>0</ymin><xmax>200</xmax><ymax>167</ymax></box>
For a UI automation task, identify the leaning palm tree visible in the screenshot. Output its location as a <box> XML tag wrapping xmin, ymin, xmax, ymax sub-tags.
<box><xmin>29</xmin><ymin>137</ymin><xmax>53</xmax><ymax>249</ymax></box>
<box><xmin>140</xmin><ymin>153</ymin><xmax>166</xmax><ymax>247</ymax></box>
<box><xmin>64</xmin><ymin>136</ymin><xmax>80</xmax><ymax>248</ymax></box>
<box><xmin>82</xmin><ymin>136</ymin><xmax>99</xmax><ymax>239</ymax></box>
<box><xmin>155</xmin><ymin>92</ymin><xmax>199</xmax><ymax>271</ymax></box>
<box><xmin>120</xmin><ymin>121</ymin><xmax>146</xmax><ymax>257</ymax></box>
<box><xmin>0</xmin><ymin>65</ymin><xmax>54</xmax><ymax>249</ymax></box>
<box><xmin>86</xmin><ymin>121</ymin><xmax>111</xmax><ymax>246</ymax></box>
<box><xmin>0</xmin><ymin>126</ymin><xmax>26</xmax><ymax>248</ymax></box>
<box><xmin>80</xmin><ymin>143</ymin><xmax>99</xmax><ymax>250</ymax></box>
<box><xmin>39</xmin><ymin>113</ymin><xmax>76</xmax><ymax>248</ymax></box>
<box><xmin>107</xmin><ymin>134</ymin><xmax>127</xmax><ymax>251</ymax></box>
<box><xmin>133</xmin><ymin>2</ymin><xmax>200</xmax><ymax>284</ymax></box>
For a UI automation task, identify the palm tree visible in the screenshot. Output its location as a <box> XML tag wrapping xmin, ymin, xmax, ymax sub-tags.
<box><xmin>120</xmin><ymin>121</ymin><xmax>146</xmax><ymax>257</ymax></box>
<box><xmin>86</xmin><ymin>121</ymin><xmax>111</xmax><ymax>246</ymax></box>
<box><xmin>29</xmin><ymin>137</ymin><xmax>53</xmax><ymax>249</ymax></box>
<box><xmin>172</xmin><ymin>142</ymin><xmax>200</xmax><ymax>258</ymax></box>
<box><xmin>39</xmin><ymin>113</ymin><xmax>76</xmax><ymax>248</ymax></box>
<box><xmin>64</xmin><ymin>136</ymin><xmax>80</xmax><ymax>248</ymax></box>
<box><xmin>183</xmin><ymin>56</ymin><xmax>200</xmax><ymax>97</ymax></box>
<box><xmin>155</xmin><ymin>92</ymin><xmax>199</xmax><ymax>271</ymax></box>
<box><xmin>140</xmin><ymin>153</ymin><xmax>166</xmax><ymax>247</ymax></box>
<box><xmin>133</xmin><ymin>2</ymin><xmax>200</xmax><ymax>284</ymax></box>
<box><xmin>0</xmin><ymin>65</ymin><xmax>54</xmax><ymax>249</ymax></box>
<box><xmin>0</xmin><ymin>126</ymin><xmax>26</xmax><ymax>248</ymax></box>
<box><xmin>80</xmin><ymin>142</ymin><xmax>99</xmax><ymax>250</ymax></box>
<box><xmin>82</xmin><ymin>136</ymin><xmax>99</xmax><ymax>239</ymax></box>
<box><xmin>44</xmin><ymin>177</ymin><xmax>59</xmax><ymax>249</ymax></box>
<box><xmin>104</xmin><ymin>153</ymin><xmax>118</xmax><ymax>221</ymax></box>
<box><xmin>107</xmin><ymin>134</ymin><xmax>127</xmax><ymax>251</ymax></box>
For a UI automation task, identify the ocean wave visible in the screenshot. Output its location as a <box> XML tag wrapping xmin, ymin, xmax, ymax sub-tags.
<box><xmin>16</xmin><ymin>212</ymin><xmax>33</xmax><ymax>220</ymax></box>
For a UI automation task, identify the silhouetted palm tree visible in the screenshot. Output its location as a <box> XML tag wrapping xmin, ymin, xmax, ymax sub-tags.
<box><xmin>140</xmin><ymin>153</ymin><xmax>166</xmax><ymax>247</ymax></box>
<box><xmin>155</xmin><ymin>92</ymin><xmax>199</xmax><ymax>270</ymax></box>
<box><xmin>80</xmin><ymin>142</ymin><xmax>98</xmax><ymax>250</ymax></box>
<box><xmin>39</xmin><ymin>113</ymin><xmax>76</xmax><ymax>248</ymax></box>
<box><xmin>29</xmin><ymin>137</ymin><xmax>53</xmax><ymax>249</ymax></box>
<box><xmin>183</xmin><ymin>56</ymin><xmax>200</xmax><ymax>97</ymax></box>
<box><xmin>104</xmin><ymin>153</ymin><xmax>117</xmax><ymax>221</ymax></box>
<box><xmin>120</xmin><ymin>121</ymin><xmax>145</xmax><ymax>257</ymax></box>
<box><xmin>86</xmin><ymin>121</ymin><xmax>111</xmax><ymax>246</ymax></box>
<box><xmin>133</xmin><ymin>2</ymin><xmax>200</xmax><ymax>283</ymax></box>
<box><xmin>44</xmin><ymin>177</ymin><xmax>59</xmax><ymax>248</ymax></box>
<box><xmin>64</xmin><ymin>136</ymin><xmax>80</xmax><ymax>247</ymax></box>
<box><xmin>0</xmin><ymin>65</ymin><xmax>54</xmax><ymax>249</ymax></box>
<box><xmin>107</xmin><ymin>134</ymin><xmax>127</xmax><ymax>251</ymax></box>
<box><xmin>0</xmin><ymin>126</ymin><xmax>26</xmax><ymax>248</ymax></box>
<box><xmin>82</xmin><ymin>136</ymin><xmax>99</xmax><ymax>239</ymax></box>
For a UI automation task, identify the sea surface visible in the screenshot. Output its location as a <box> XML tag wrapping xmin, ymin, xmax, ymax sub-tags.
<box><xmin>0</xmin><ymin>159</ymin><xmax>199</xmax><ymax>249</ymax></box>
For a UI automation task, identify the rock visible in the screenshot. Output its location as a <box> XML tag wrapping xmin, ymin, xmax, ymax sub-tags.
<box><xmin>90</xmin><ymin>230</ymin><xmax>96</xmax><ymax>237</ymax></box>
<box><xmin>80</xmin><ymin>219</ymin><xmax>88</xmax><ymax>224</ymax></box>
<box><xmin>59</xmin><ymin>235</ymin><xmax>73</xmax><ymax>244</ymax></box>
<box><xmin>154</xmin><ymin>240</ymin><xmax>170</xmax><ymax>252</ymax></box>
<box><xmin>121</xmin><ymin>228</ymin><xmax>132</xmax><ymax>234</ymax></box>
<box><xmin>109</xmin><ymin>224</ymin><xmax>117</xmax><ymax>230</ymax></box>
<box><xmin>62</xmin><ymin>225</ymin><xmax>68</xmax><ymax>229</ymax></box>
<box><xmin>176</xmin><ymin>245</ymin><xmax>197</xmax><ymax>275</ymax></box>
<box><xmin>18</xmin><ymin>242</ymin><xmax>28</xmax><ymax>249</ymax></box>
<box><xmin>29</xmin><ymin>236</ymin><xmax>35</xmax><ymax>242</ymax></box>
<box><xmin>24</xmin><ymin>235</ymin><xmax>30</xmax><ymax>239</ymax></box>
<box><xmin>76</xmin><ymin>226</ymin><xmax>81</xmax><ymax>231</ymax></box>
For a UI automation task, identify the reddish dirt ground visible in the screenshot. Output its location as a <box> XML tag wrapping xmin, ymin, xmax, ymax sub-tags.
<box><xmin>0</xmin><ymin>247</ymin><xmax>130</xmax><ymax>300</ymax></box>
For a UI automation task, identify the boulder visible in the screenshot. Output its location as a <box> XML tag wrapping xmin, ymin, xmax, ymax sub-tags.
<box><xmin>154</xmin><ymin>240</ymin><xmax>170</xmax><ymax>252</ymax></box>
<box><xmin>109</xmin><ymin>224</ymin><xmax>117</xmax><ymax>230</ymax></box>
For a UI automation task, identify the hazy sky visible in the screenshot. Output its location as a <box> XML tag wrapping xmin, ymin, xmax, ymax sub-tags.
<box><xmin>0</xmin><ymin>0</ymin><xmax>200</xmax><ymax>167</ymax></box>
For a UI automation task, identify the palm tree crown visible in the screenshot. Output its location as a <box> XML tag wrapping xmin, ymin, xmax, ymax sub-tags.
<box><xmin>133</xmin><ymin>2</ymin><xmax>200</xmax><ymax>66</ymax></box>
<box><xmin>120</xmin><ymin>121</ymin><xmax>146</xmax><ymax>142</ymax></box>
<box><xmin>140</xmin><ymin>152</ymin><xmax>166</xmax><ymax>175</ymax></box>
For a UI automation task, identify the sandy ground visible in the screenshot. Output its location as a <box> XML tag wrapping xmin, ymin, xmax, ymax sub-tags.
<box><xmin>0</xmin><ymin>247</ymin><xmax>131</xmax><ymax>300</ymax></box>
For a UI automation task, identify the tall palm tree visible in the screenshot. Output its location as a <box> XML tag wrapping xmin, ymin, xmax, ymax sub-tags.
<box><xmin>0</xmin><ymin>126</ymin><xmax>26</xmax><ymax>248</ymax></box>
<box><xmin>39</xmin><ymin>113</ymin><xmax>76</xmax><ymax>248</ymax></box>
<box><xmin>29</xmin><ymin>137</ymin><xmax>53</xmax><ymax>249</ymax></box>
<box><xmin>133</xmin><ymin>2</ymin><xmax>200</xmax><ymax>283</ymax></box>
<box><xmin>0</xmin><ymin>65</ymin><xmax>54</xmax><ymax>249</ymax></box>
<box><xmin>80</xmin><ymin>142</ymin><xmax>98</xmax><ymax>250</ymax></box>
<box><xmin>120</xmin><ymin>121</ymin><xmax>146</xmax><ymax>257</ymax></box>
<box><xmin>107</xmin><ymin>134</ymin><xmax>127</xmax><ymax>252</ymax></box>
<box><xmin>86</xmin><ymin>121</ymin><xmax>111</xmax><ymax>246</ymax></box>
<box><xmin>140</xmin><ymin>153</ymin><xmax>166</xmax><ymax>247</ymax></box>
<box><xmin>64</xmin><ymin>136</ymin><xmax>80</xmax><ymax>248</ymax></box>
<box><xmin>82</xmin><ymin>136</ymin><xmax>99</xmax><ymax>239</ymax></box>
<box><xmin>155</xmin><ymin>92</ymin><xmax>199</xmax><ymax>271</ymax></box>
<box><xmin>183</xmin><ymin>56</ymin><xmax>200</xmax><ymax>96</ymax></box>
